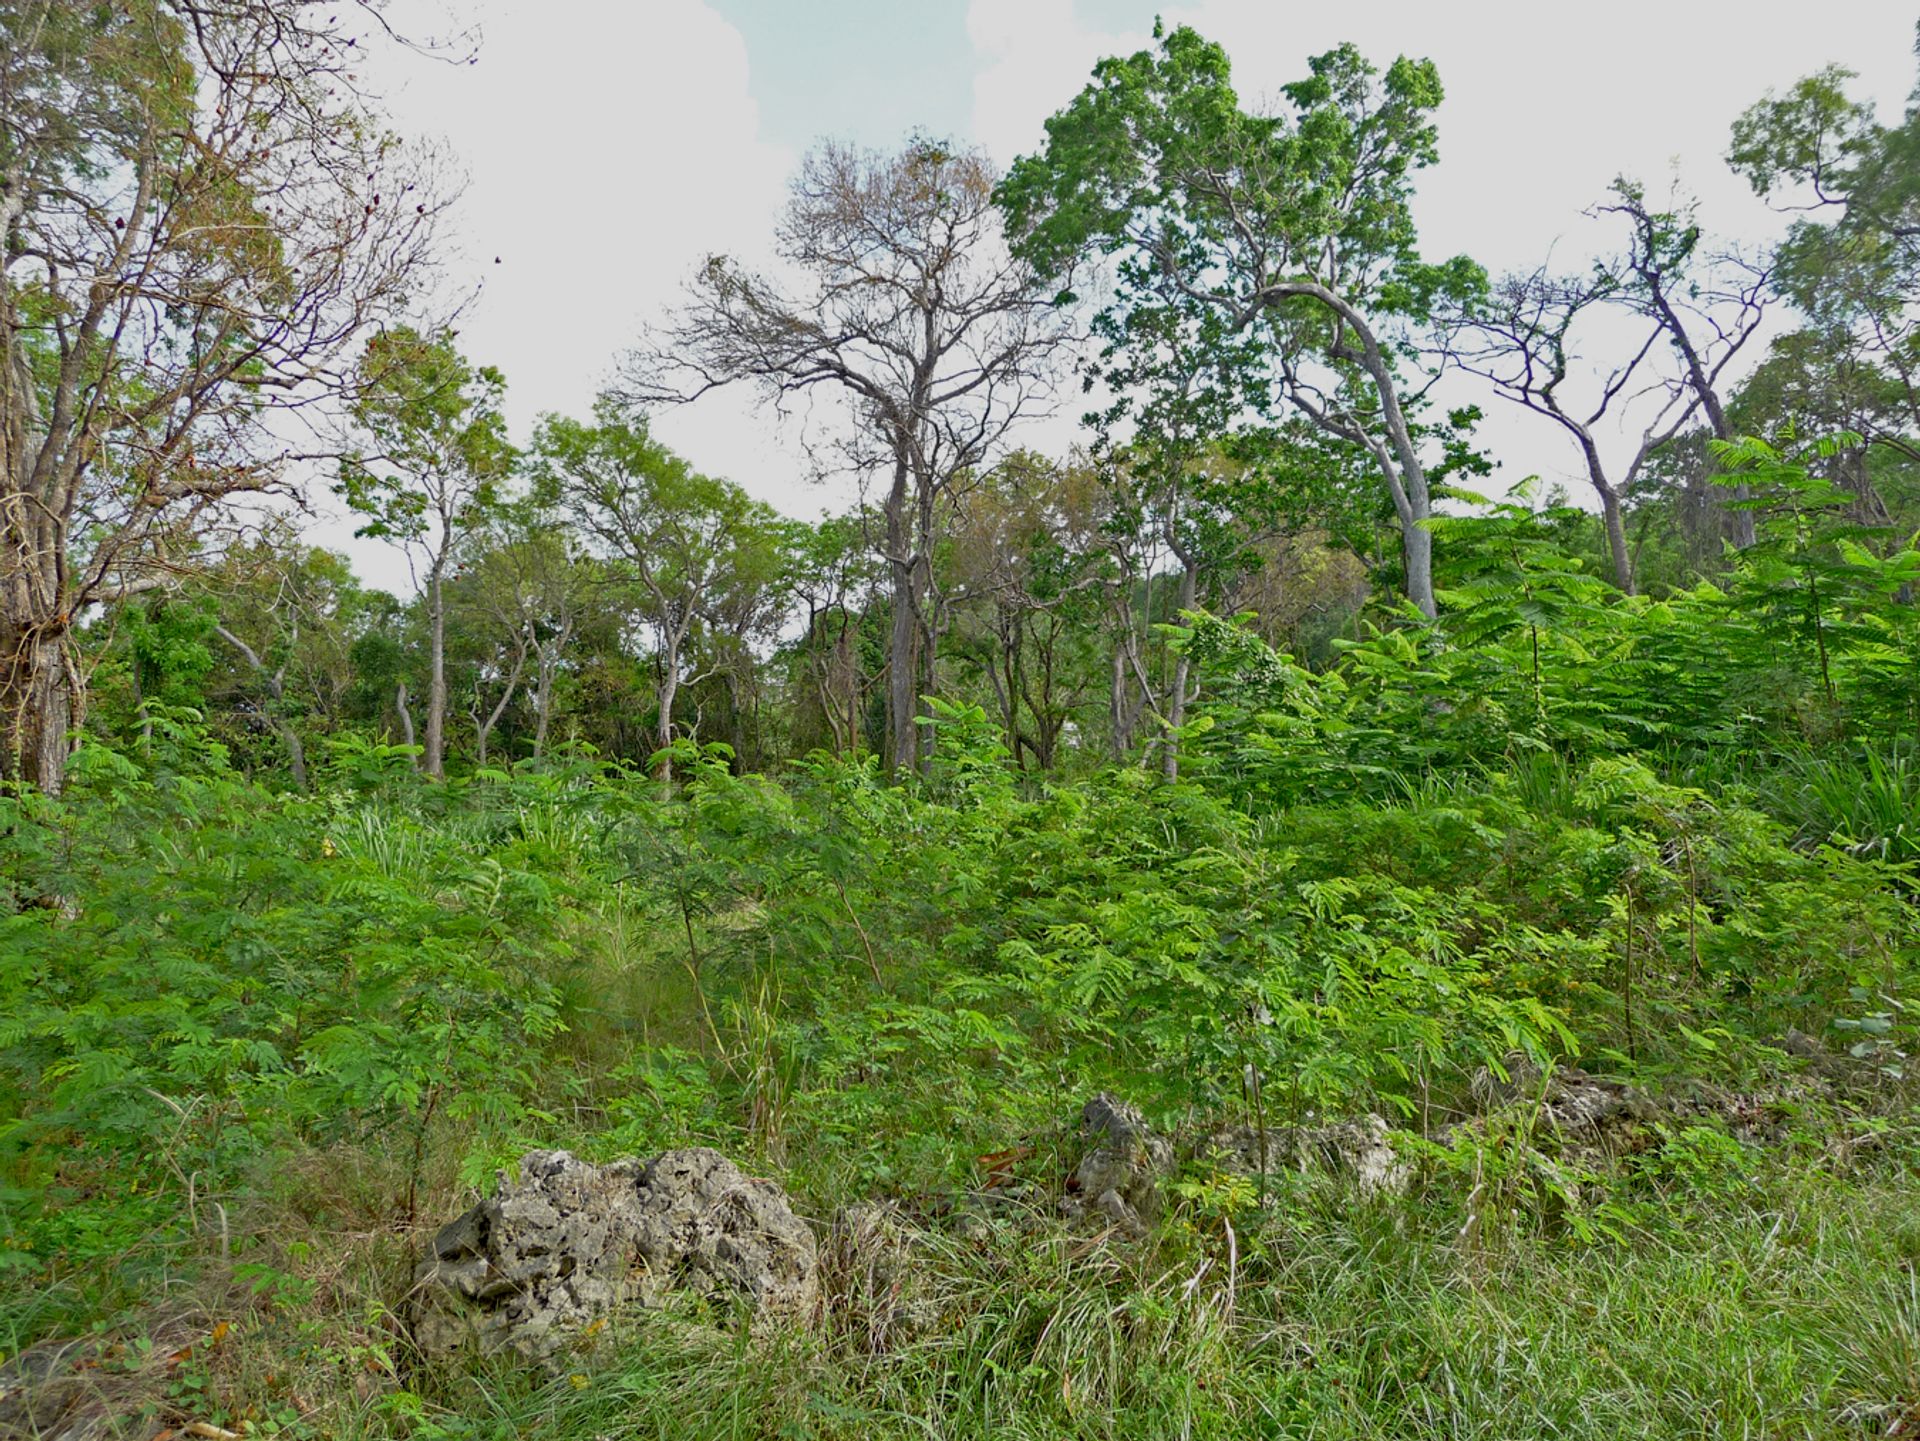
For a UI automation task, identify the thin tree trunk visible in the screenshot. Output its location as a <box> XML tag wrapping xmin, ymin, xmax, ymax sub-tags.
<box><xmin>1574</xmin><ymin>436</ymin><xmax>1637</xmax><ymax>595</ymax></box>
<box><xmin>395</xmin><ymin>680</ymin><xmax>417</xmax><ymax>753</ymax></box>
<box><xmin>425</xmin><ymin>562</ymin><xmax>447</xmax><ymax>779</ymax></box>
<box><xmin>532</xmin><ymin>650</ymin><xmax>556</xmax><ymax>757</ymax></box>
<box><xmin>473</xmin><ymin>639</ymin><xmax>527</xmax><ymax>771</ymax></box>
<box><xmin>655</xmin><ymin>627</ymin><xmax>682</xmax><ymax>781</ymax></box>
<box><xmin>884</xmin><ymin>457</ymin><xmax>918</xmax><ymax>776</ymax></box>
<box><xmin>1161</xmin><ymin>559</ymin><xmax>1199</xmax><ymax>782</ymax></box>
<box><xmin>1599</xmin><ymin>487</ymin><xmax>1634</xmax><ymax>594</ymax></box>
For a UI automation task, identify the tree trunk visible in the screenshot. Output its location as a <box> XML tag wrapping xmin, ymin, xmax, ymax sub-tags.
<box><xmin>274</xmin><ymin>717</ymin><xmax>309</xmax><ymax>789</ymax></box>
<box><xmin>883</xmin><ymin>457</ymin><xmax>918</xmax><ymax>776</ymax></box>
<box><xmin>1109</xmin><ymin>640</ymin><xmax>1131</xmax><ymax>760</ymax></box>
<box><xmin>532</xmin><ymin>651</ymin><xmax>556</xmax><ymax>757</ymax></box>
<box><xmin>1599</xmin><ymin>485</ymin><xmax>1634</xmax><ymax>594</ymax></box>
<box><xmin>1160</xmin><ymin>559</ymin><xmax>1199</xmax><ymax>782</ymax></box>
<box><xmin>1575</xmin><ymin>437</ymin><xmax>1637</xmax><ymax>595</ymax></box>
<box><xmin>395</xmin><ymin>680</ymin><xmax>417</xmax><ymax>753</ymax></box>
<box><xmin>0</xmin><ymin>622</ymin><xmax>70</xmax><ymax>797</ymax></box>
<box><xmin>655</xmin><ymin>633</ymin><xmax>681</xmax><ymax>781</ymax></box>
<box><xmin>425</xmin><ymin>563</ymin><xmax>447</xmax><ymax>779</ymax></box>
<box><xmin>1659</xmin><ymin>305</ymin><xmax>1757</xmax><ymax>551</ymax></box>
<box><xmin>1401</xmin><ymin>517</ymin><xmax>1435</xmax><ymax>620</ymax></box>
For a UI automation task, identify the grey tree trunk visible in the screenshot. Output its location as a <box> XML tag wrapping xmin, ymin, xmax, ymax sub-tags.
<box><xmin>425</xmin><ymin>563</ymin><xmax>447</xmax><ymax>779</ymax></box>
<box><xmin>532</xmin><ymin>653</ymin><xmax>556</xmax><ymax>757</ymax></box>
<box><xmin>395</xmin><ymin>681</ymin><xmax>417</xmax><ymax>753</ymax></box>
<box><xmin>0</xmin><ymin>624</ymin><xmax>70</xmax><ymax>797</ymax></box>
<box><xmin>884</xmin><ymin>458</ymin><xmax>918</xmax><ymax>775</ymax></box>
<box><xmin>1160</xmin><ymin>560</ymin><xmax>1200</xmax><ymax>782</ymax></box>
<box><xmin>1600</xmin><ymin>487</ymin><xmax>1634</xmax><ymax>595</ymax></box>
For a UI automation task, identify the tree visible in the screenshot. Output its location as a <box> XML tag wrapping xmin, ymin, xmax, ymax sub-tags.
<box><xmin>1729</xmin><ymin>46</ymin><xmax>1920</xmax><ymax>469</ymax></box>
<box><xmin>998</xmin><ymin>25</ymin><xmax>1485</xmax><ymax>619</ymax></box>
<box><xmin>445</xmin><ymin>553</ymin><xmax>530</xmax><ymax>771</ymax></box>
<box><xmin>632</xmin><ymin>137</ymin><xmax>1070</xmax><ymax>773</ymax></box>
<box><xmin>785</xmin><ymin>512</ymin><xmax>881</xmax><ymax>758</ymax></box>
<box><xmin>1444</xmin><ymin>267</ymin><xmax>1703</xmax><ymax>593</ymax></box>
<box><xmin>945</xmin><ymin>451</ymin><xmax>1105</xmax><ymax>770</ymax></box>
<box><xmin>534</xmin><ymin>401</ymin><xmax>784</xmax><ymax>777</ymax></box>
<box><xmin>207</xmin><ymin>531</ymin><xmax>368</xmax><ymax>787</ymax></box>
<box><xmin>338</xmin><ymin>329</ymin><xmax>512</xmax><ymax>779</ymax></box>
<box><xmin>491</xmin><ymin>506</ymin><xmax>599</xmax><ymax>759</ymax></box>
<box><xmin>1593</xmin><ymin>179</ymin><xmax>1771</xmax><ymax>549</ymax></box>
<box><xmin>0</xmin><ymin>0</ymin><xmax>443</xmax><ymax>793</ymax></box>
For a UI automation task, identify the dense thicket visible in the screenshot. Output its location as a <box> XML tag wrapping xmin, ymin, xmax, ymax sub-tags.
<box><xmin>4</xmin><ymin>12</ymin><xmax>1920</xmax><ymax>1441</ymax></box>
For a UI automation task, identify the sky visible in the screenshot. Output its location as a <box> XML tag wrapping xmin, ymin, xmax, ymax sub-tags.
<box><xmin>326</xmin><ymin>0</ymin><xmax>1920</xmax><ymax>590</ymax></box>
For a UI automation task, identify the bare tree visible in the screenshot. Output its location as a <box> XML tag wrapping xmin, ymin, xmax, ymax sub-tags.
<box><xmin>629</xmin><ymin>138</ymin><xmax>1071</xmax><ymax>773</ymax></box>
<box><xmin>0</xmin><ymin>0</ymin><xmax>448</xmax><ymax>792</ymax></box>
<box><xmin>1597</xmin><ymin>180</ymin><xmax>1772</xmax><ymax>549</ymax></box>
<box><xmin>1444</xmin><ymin>268</ymin><xmax>1703</xmax><ymax>593</ymax></box>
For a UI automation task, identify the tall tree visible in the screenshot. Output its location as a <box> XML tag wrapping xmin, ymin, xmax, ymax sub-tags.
<box><xmin>338</xmin><ymin>329</ymin><xmax>512</xmax><ymax>779</ymax></box>
<box><xmin>534</xmin><ymin>401</ymin><xmax>784</xmax><ymax>776</ymax></box>
<box><xmin>631</xmin><ymin>137</ymin><xmax>1070</xmax><ymax>773</ymax></box>
<box><xmin>785</xmin><ymin>512</ymin><xmax>881</xmax><ymax>758</ymax></box>
<box><xmin>207</xmin><ymin>533</ymin><xmax>367</xmax><ymax>787</ymax></box>
<box><xmin>997</xmin><ymin>24</ymin><xmax>1485</xmax><ymax>619</ymax></box>
<box><xmin>1730</xmin><ymin>47</ymin><xmax>1920</xmax><ymax>462</ymax></box>
<box><xmin>0</xmin><ymin>0</ymin><xmax>442</xmax><ymax>792</ymax></box>
<box><xmin>481</xmin><ymin>505</ymin><xmax>599</xmax><ymax>759</ymax></box>
<box><xmin>945</xmin><ymin>451</ymin><xmax>1105</xmax><ymax>770</ymax></box>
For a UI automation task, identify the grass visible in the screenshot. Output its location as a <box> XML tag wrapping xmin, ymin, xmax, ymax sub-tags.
<box><xmin>107</xmin><ymin>1136</ymin><xmax>1908</xmax><ymax>1441</ymax></box>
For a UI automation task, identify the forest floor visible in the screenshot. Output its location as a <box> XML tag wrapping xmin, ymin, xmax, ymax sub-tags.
<box><xmin>5</xmin><ymin>1073</ymin><xmax>1918</xmax><ymax>1441</ymax></box>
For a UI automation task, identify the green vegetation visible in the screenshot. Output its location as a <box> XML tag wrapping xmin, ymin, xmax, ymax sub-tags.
<box><xmin>4</xmin><ymin>6</ymin><xmax>1920</xmax><ymax>1438</ymax></box>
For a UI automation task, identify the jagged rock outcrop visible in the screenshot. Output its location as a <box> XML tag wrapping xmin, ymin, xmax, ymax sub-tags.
<box><xmin>1062</xmin><ymin>1092</ymin><xmax>1174</xmax><ymax>1235</ymax></box>
<box><xmin>411</xmin><ymin>1147</ymin><xmax>817</xmax><ymax>1362</ymax></box>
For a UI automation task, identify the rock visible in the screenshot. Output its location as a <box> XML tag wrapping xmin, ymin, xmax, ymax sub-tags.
<box><xmin>1062</xmin><ymin>1093</ymin><xmax>1172</xmax><ymax>1235</ymax></box>
<box><xmin>411</xmin><ymin>1147</ymin><xmax>817</xmax><ymax>1363</ymax></box>
<box><xmin>1311</xmin><ymin>1115</ymin><xmax>1411</xmax><ymax>1197</ymax></box>
<box><xmin>0</xmin><ymin>1340</ymin><xmax>114</xmax><ymax>1441</ymax></box>
<box><xmin>1782</xmin><ymin>1027</ymin><xmax>1824</xmax><ymax>1059</ymax></box>
<box><xmin>1537</xmin><ymin>1070</ymin><xmax>1661</xmax><ymax>1146</ymax></box>
<box><xmin>629</xmin><ymin>1148</ymin><xmax>818</xmax><ymax>1325</ymax></box>
<box><xmin>1469</xmin><ymin>1051</ymin><xmax>1544</xmax><ymax>1111</ymax></box>
<box><xmin>1203</xmin><ymin>1115</ymin><xmax>1409</xmax><ymax>1197</ymax></box>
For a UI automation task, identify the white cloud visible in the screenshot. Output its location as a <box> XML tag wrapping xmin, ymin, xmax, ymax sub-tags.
<box><xmin>315</xmin><ymin>0</ymin><xmax>814</xmax><ymax>590</ymax></box>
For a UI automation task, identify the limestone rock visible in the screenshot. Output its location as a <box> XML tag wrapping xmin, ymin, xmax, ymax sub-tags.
<box><xmin>411</xmin><ymin>1147</ymin><xmax>817</xmax><ymax>1363</ymax></box>
<box><xmin>0</xmin><ymin>1340</ymin><xmax>115</xmax><ymax>1441</ymax></box>
<box><xmin>1204</xmin><ymin>1114</ymin><xmax>1410</xmax><ymax>1197</ymax></box>
<box><xmin>1310</xmin><ymin>1115</ymin><xmax>1411</xmax><ymax>1196</ymax></box>
<box><xmin>1062</xmin><ymin>1093</ymin><xmax>1172</xmax><ymax>1235</ymax></box>
<box><xmin>629</xmin><ymin>1147</ymin><xmax>819</xmax><ymax>1325</ymax></box>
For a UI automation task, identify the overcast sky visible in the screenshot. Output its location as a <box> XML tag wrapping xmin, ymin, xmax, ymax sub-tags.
<box><xmin>326</xmin><ymin>0</ymin><xmax>1920</xmax><ymax>591</ymax></box>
